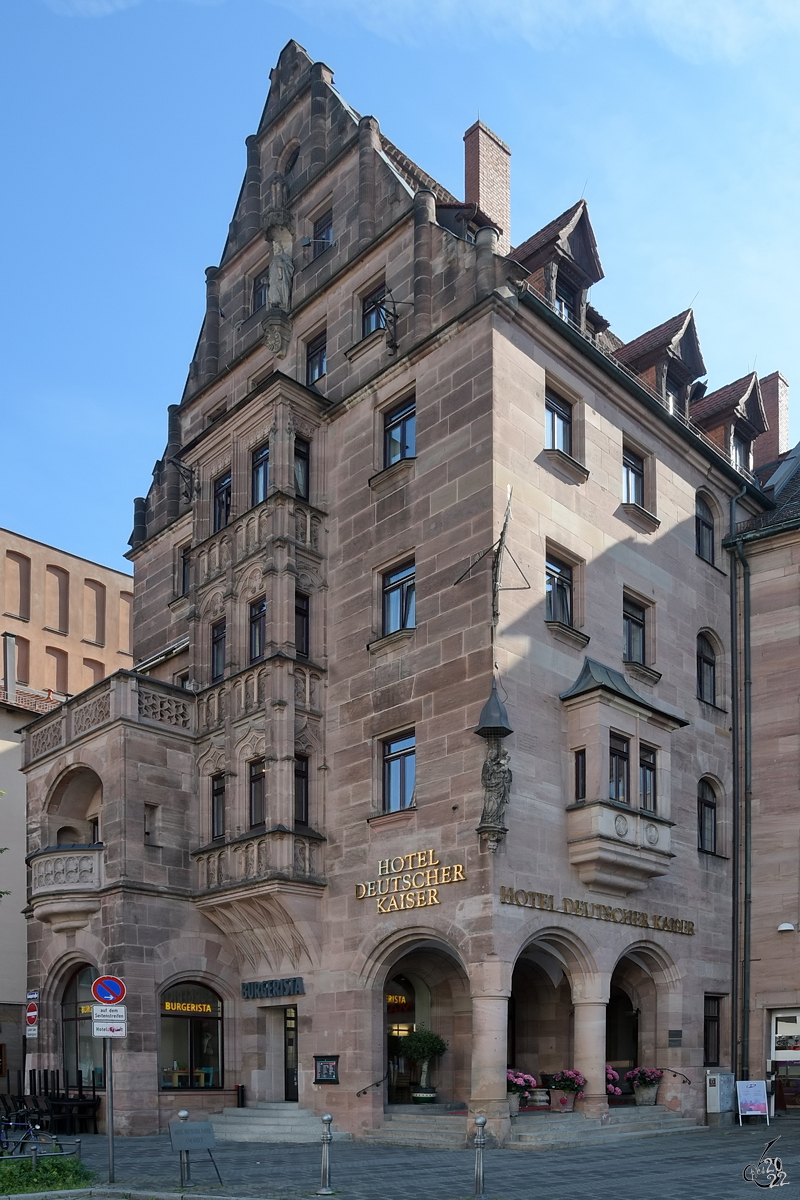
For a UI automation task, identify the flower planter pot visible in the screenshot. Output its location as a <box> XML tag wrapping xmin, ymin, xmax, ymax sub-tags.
<box><xmin>549</xmin><ymin>1089</ymin><xmax>576</xmax><ymax>1112</ymax></box>
<box><xmin>411</xmin><ymin>1086</ymin><xmax>437</xmax><ymax>1104</ymax></box>
<box><xmin>634</xmin><ymin>1084</ymin><xmax>659</xmax><ymax>1106</ymax></box>
<box><xmin>507</xmin><ymin>1093</ymin><xmax>521</xmax><ymax>1115</ymax></box>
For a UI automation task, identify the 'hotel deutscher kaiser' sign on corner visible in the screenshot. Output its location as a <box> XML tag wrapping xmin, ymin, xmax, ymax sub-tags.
<box><xmin>356</xmin><ymin>848</ymin><xmax>466</xmax><ymax>913</ymax></box>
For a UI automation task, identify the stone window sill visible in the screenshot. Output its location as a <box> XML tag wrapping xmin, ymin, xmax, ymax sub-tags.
<box><xmin>3</xmin><ymin>612</ymin><xmax>29</xmax><ymax>622</ymax></box>
<box><xmin>543</xmin><ymin>448</ymin><xmax>590</xmax><ymax>484</ymax></box>
<box><xmin>367</xmin><ymin>628</ymin><xmax>415</xmax><ymax>655</ymax></box>
<box><xmin>368</xmin><ymin>808</ymin><xmax>416</xmax><ymax>830</ymax></box>
<box><xmin>345</xmin><ymin>328</ymin><xmax>386</xmax><ymax>362</ymax></box>
<box><xmin>369</xmin><ymin>457</ymin><xmax>415</xmax><ymax>498</ymax></box>
<box><xmin>545</xmin><ymin>620</ymin><xmax>590</xmax><ymax>649</ymax></box>
<box><xmin>624</xmin><ymin>661</ymin><xmax>662</xmax><ymax>686</ymax></box>
<box><xmin>621</xmin><ymin>502</ymin><xmax>660</xmax><ymax>532</ymax></box>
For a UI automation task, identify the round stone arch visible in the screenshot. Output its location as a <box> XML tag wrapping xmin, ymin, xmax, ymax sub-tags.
<box><xmin>609</xmin><ymin>939</ymin><xmax>682</xmax><ymax>1088</ymax></box>
<box><xmin>44</xmin><ymin>763</ymin><xmax>103</xmax><ymax>847</ymax></box>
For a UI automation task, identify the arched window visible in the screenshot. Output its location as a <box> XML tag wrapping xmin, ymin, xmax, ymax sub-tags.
<box><xmin>697</xmin><ymin>634</ymin><xmax>716</xmax><ymax>705</ymax></box>
<box><xmin>62</xmin><ymin>966</ymin><xmax>105</xmax><ymax>1088</ymax></box>
<box><xmin>696</xmin><ymin>495</ymin><xmax>715</xmax><ymax>563</ymax></box>
<box><xmin>160</xmin><ymin>984</ymin><xmax>223</xmax><ymax>1089</ymax></box>
<box><xmin>698</xmin><ymin>779</ymin><xmax>717</xmax><ymax>853</ymax></box>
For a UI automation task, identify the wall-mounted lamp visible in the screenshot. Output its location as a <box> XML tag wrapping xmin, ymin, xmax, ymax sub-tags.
<box><xmin>777</xmin><ymin>923</ymin><xmax>796</xmax><ymax>932</ymax></box>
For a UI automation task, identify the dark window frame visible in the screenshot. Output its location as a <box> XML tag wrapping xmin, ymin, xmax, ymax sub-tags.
<box><xmin>252</xmin><ymin>269</ymin><xmax>269</xmax><ymax>313</ymax></box>
<box><xmin>213</xmin><ymin>472</ymin><xmax>232</xmax><ymax>533</ymax></box>
<box><xmin>623</xmin><ymin>595</ymin><xmax>646</xmax><ymax>664</ymax></box>
<box><xmin>546</xmin><ymin>555</ymin><xmax>573</xmax><ymax>626</ymax></box>
<box><xmin>249</xmin><ymin>596</ymin><xmax>267</xmax><ymax>664</ymax></box>
<box><xmin>622</xmin><ymin>447</ymin><xmax>645</xmax><ymax>507</ymax></box>
<box><xmin>733</xmin><ymin>431</ymin><xmax>752</xmax><ymax>473</ymax></box>
<box><xmin>696</xmin><ymin>494</ymin><xmax>715</xmax><ymax>564</ymax></box>
<box><xmin>294</xmin><ymin>437</ymin><xmax>310</xmax><ymax>500</ymax></box>
<box><xmin>382</xmin><ymin>731</ymin><xmax>416</xmax><ymax>813</ymax></box>
<box><xmin>180</xmin><ymin>546</ymin><xmax>191</xmax><ymax>597</ymax></box>
<box><xmin>697</xmin><ymin>634</ymin><xmax>717</xmax><ymax>705</ymax></box>
<box><xmin>211</xmin><ymin>774</ymin><xmax>225</xmax><ymax>842</ymax></box>
<box><xmin>294</xmin><ymin>755</ymin><xmax>309</xmax><ymax>827</ymax></box>
<box><xmin>362</xmin><ymin>283</ymin><xmax>387</xmax><ymax>339</ymax></box>
<box><xmin>384</xmin><ymin>397</ymin><xmax>416</xmax><ymax>468</ymax></box>
<box><xmin>609</xmin><ymin>733</ymin><xmax>630</xmax><ymax>805</ymax></box>
<box><xmin>251</xmin><ymin>442</ymin><xmax>270</xmax><ymax>507</ymax></box>
<box><xmin>555</xmin><ymin>278</ymin><xmax>577</xmax><ymax>324</ymax></box>
<box><xmin>159</xmin><ymin>983</ymin><xmax>223</xmax><ymax>1090</ymax></box>
<box><xmin>382</xmin><ymin>561</ymin><xmax>416</xmax><ymax>636</ymax></box>
<box><xmin>639</xmin><ymin>744</ymin><xmax>657</xmax><ymax>813</ymax></box>
<box><xmin>698</xmin><ymin>779</ymin><xmax>717</xmax><ymax>854</ymax></box>
<box><xmin>306</xmin><ymin>332</ymin><xmax>327</xmax><ymax>387</ymax></box>
<box><xmin>703</xmin><ymin>995</ymin><xmax>721</xmax><ymax>1067</ymax></box>
<box><xmin>249</xmin><ymin>758</ymin><xmax>266</xmax><ymax>828</ymax></box>
<box><xmin>574</xmin><ymin>748</ymin><xmax>586</xmax><ymax>801</ymax></box>
<box><xmin>295</xmin><ymin>591</ymin><xmax>310</xmax><ymax>660</ymax></box>
<box><xmin>312</xmin><ymin>209</ymin><xmax>333</xmax><ymax>258</ymax></box>
<box><xmin>545</xmin><ymin>389</ymin><xmax>573</xmax><ymax>456</ymax></box>
<box><xmin>211</xmin><ymin>620</ymin><xmax>226</xmax><ymax>682</ymax></box>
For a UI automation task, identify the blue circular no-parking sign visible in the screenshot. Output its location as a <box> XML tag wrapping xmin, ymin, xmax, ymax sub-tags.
<box><xmin>91</xmin><ymin>975</ymin><xmax>126</xmax><ymax>1003</ymax></box>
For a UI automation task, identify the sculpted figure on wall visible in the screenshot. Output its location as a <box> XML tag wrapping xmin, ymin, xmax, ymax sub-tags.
<box><xmin>477</xmin><ymin>741</ymin><xmax>512</xmax><ymax>851</ymax></box>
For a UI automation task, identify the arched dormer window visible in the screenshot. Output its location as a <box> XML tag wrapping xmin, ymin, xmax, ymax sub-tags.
<box><xmin>697</xmin><ymin>634</ymin><xmax>716</xmax><ymax>705</ymax></box>
<box><xmin>695</xmin><ymin>494</ymin><xmax>715</xmax><ymax>563</ymax></box>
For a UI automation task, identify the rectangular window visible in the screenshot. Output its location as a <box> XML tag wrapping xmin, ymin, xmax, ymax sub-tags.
<box><xmin>294</xmin><ymin>437</ymin><xmax>310</xmax><ymax>500</ymax></box>
<box><xmin>639</xmin><ymin>745</ymin><xmax>657</xmax><ymax>812</ymax></box>
<box><xmin>251</xmin><ymin>442</ymin><xmax>270</xmax><ymax>506</ymax></box>
<box><xmin>609</xmin><ymin>733</ymin><xmax>629</xmax><ymax>805</ymax></box>
<box><xmin>574</xmin><ymin>749</ymin><xmax>586</xmax><ymax>801</ymax></box>
<box><xmin>306</xmin><ymin>332</ymin><xmax>327</xmax><ymax>386</ymax></box>
<box><xmin>312</xmin><ymin>209</ymin><xmax>333</xmax><ymax>258</ymax></box>
<box><xmin>622</xmin><ymin>448</ymin><xmax>645</xmax><ymax>507</ymax></box>
<box><xmin>362</xmin><ymin>284</ymin><xmax>387</xmax><ymax>339</ymax></box>
<box><xmin>623</xmin><ymin>596</ymin><xmax>646</xmax><ymax>664</ymax></box>
<box><xmin>249</xmin><ymin>759</ymin><xmax>266</xmax><ymax>828</ymax></box>
<box><xmin>383</xmin><ymin>732</ymin><xmax>416</xmax><ymax>813</ymax></box>
<box><xmin>294</xmin><ymin>755</ymin><xmax>309</xmax><ymax>826</ymax></box>
<box><xmin>253</xmin><ymin>269</ymin><xmax>268</xmax><ymax>312</ymax></box>
<box><xmin>144</xmin><ymin>804</ymin><xmax>158</xmax><ymax>845</ymax></box>
<box><xmin>211</xmin><ymin>620</ymin><xmax>226</xmax><ymax>682</ymax></box>
<box><xmin>555</xmin><ymin>279</ymin><xmax>576</xmax><ymax>324</ymax></box>
<box><xmin>180</xmin><ymin>546</ymin><xmax>191</xmax><ymax>596</ymax></box>
<box><xmin>545</xmin><ymin>389</ymin><xmax>572</xmax><ymax>455</ymax></box>
<box><xmin>384</xmin><ymin>397</ymin><xmax>416</xmax><ymax>467</ymax></box>
<box><xmin>703</xmin><ymin>996</ymin><xmax>721</xmax><ymax>1067</ymax></box>
<box><xmin>698</xmin><ymin>780</ymin><xmax>717</xmax><ymax>854</ymax></box>
<box><xmin>733</xmin><ymin>433</ymin><xmax>752</xmax><ymax>473</ymax></box>
<box><xmin>213</xmin><ymin>472</ymin><xmax>232</xmax><ymax>532</ymax></box>
<box><xmin>295</xmin><ymin>592</ymin><xmax>310</xmax><ymax>659</ymax></box>
<box><xmin>545</xmin><ymin>556</ymin><xmax>573</xmax><ymax>626</ymax></box>
<box><xmin>211</xmin><ymin>774</ymin><xmax>225</xmax><ymax>841</ymax></box>
<box><xmin>382</xmin><ymin>562</ymin><xmax>416</xmax><ymax>636</ymax></box>
<box><xmin>249</xmin><ymin>596</ymin><xmax>266</xmax><ymax>663</ymax></box>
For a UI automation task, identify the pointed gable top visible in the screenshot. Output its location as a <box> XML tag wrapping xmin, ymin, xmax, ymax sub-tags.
<box><xmin>615</xmin><ymin>309</ymin><xmax>706</xmax><ymax>379</ymax></box>
<box><xmin>510</xmin><ymin>199</ymin><xmax>603</xmax><ymax>286</ymax></box>
<box><xmin>257</xmin><ymin>40</ymin><xmax>316</xmax><ymax>133</ymax></box>
<box><xmin>691</xmin><ymin>371</ymin><xmax>768</xmax><ymax>434</ymax></box>
<box><xmin>559</xmin><ymin>657</ymin><xmax>689</xmax><ymax>727</ymax></box>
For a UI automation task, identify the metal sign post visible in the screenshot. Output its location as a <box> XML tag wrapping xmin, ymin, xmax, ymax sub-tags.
<box><xmin>107</xmin><ymin>1038</ymin><xmax>115</xmax><ymax>1183</ymax></box>
<box><xmin>90</xmin><ymin>976</ymin><xmax>126</xmax><ymax>1186</ymax></box>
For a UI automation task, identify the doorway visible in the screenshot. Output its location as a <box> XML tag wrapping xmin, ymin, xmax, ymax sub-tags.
<box><xmin>284</xmin><ymin>1006</ymin><xmax>298</xmax><ymax>1101</ymax></box>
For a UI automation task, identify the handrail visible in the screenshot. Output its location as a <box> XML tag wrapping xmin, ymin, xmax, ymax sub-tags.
<box><xmin>356</xmin><ymin>1071</ymin><xmax>388</xmax><ymax>1097</ymax></box>
<box><xmin>654</xmin><ymin>1068</ymin><xmax>692</xmax><ymax>1085</ymax></box>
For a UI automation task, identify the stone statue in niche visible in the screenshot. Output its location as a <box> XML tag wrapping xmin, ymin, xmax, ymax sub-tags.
<box><xmin>477</xmin><ymin>741</ymin><xmax>512</xmax><ymax>851</ymax></box>
<box><xmin>261</xmin><ymin>171</ymin><xmax>295</xmax><ymax>356</ymax></box>
<box><xmin>267</xmin><ymin>226</ymin><xmax>295</xmax><ymax>311</ymax></box>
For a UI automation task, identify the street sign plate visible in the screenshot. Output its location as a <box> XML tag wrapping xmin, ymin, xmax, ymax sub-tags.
<box><xmin>92</xmin><ymin>1020</ymin><xmax>127</xmax><ymax>1038</ymax></box>
<box><xmin>25</xmin><ymin>1025</ymin><xmax>38</xmax><ymax>1039</ymax></box>
<box><xmin>91</xmin><ymin>975</ymin><xmax>126</xmax><ymax>1003</ymax></box>
<box><xmin>169</xmin><ymin>1121</ymin><xmax>216</xmax><ymax>1151</ymax></box>
<box><xmin>26</xmin><ymin>990</ymin><xmax>39</xmax><ymax>1002</ymax></box>
<box><xmin>92</xmin><ymin>1004</ymin><xmax>126</xmax><ymax>1021</ymax></box>
<box><xmin>25</xmin><ymin>1002</ymin><xmax>38</xmax><ymax>1026</ymax></box>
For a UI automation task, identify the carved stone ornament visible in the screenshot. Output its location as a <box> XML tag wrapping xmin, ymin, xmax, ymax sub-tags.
<box><xmin>262</xmin><ymin>310</ymin><xmax>292</xmax><ymax>359</ymax></box>
<box><xmin>476</xmin><ymin>738</ymin><xmax>512</xmax><ymax>852</ymax></box>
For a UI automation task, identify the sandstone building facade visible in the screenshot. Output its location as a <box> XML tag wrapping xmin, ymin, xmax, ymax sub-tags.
<box><xmin>21</xmin><ymin>41</ymin><xmax>781</xmax><ymax>1140</ymax></box>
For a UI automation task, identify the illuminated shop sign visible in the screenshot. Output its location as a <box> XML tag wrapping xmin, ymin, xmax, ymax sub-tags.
<box><xmin>355</xmin><ymin>848</ymin><xmax>467</xmax><ymax>913</ymax></box>
<box><xmin>241</xmin><ymin>977</ymin><xmax>305</xmax><ymax>1000</ymax></box>
<box><xmin>499</xmin><ymin>887</ymin><xmax>695</xmax><ymax>935</ymax></box>
<box><xmin>162</xmin><ymin>1001</ymin><xmax>213</xmax><ymax>1013</ymax></box>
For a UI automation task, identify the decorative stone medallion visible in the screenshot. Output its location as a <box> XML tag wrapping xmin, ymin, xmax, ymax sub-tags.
<box><xmin>645</xmin><ymin>823</ymin><xmax>660</xmax><ymax>846</ymax></box>
<box><xmin>614</xmin><ymin>814</ymin><xmax>629</xmax><ymax>838</ymax></box>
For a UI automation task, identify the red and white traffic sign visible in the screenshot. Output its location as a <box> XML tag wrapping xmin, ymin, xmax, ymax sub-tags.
<box><xmin>25</xmin><ymin>1002</ymin><xmax>38</xmax><ymax>1027</ymax></box>
<box><xmin>91</xmin><ymin>976</ymin><xmax>126</xmax><ymax>1004</ymax></box>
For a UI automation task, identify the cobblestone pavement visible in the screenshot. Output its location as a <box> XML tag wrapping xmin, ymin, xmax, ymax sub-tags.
<box><xmin>67</xmin><ymin>1120</ymin><xmax>800</xmax><ymax>1200</ymax></box>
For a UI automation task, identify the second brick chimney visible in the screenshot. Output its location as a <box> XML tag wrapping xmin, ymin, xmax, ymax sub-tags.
<box><xmin>464</xmin><ymin>121</ymin><xmax>511</xmax><ymax>255</ymax></box>
<box><xmin>754</xmin><ymin>371</ymin><xmax>790</xmax><ymax>469</ymax></box>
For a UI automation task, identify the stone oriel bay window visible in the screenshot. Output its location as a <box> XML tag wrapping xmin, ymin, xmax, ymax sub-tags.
<box><xmin>560</xmin><ymin>657</ymin><xmax>688</xmax><ymax>896</ymax></box>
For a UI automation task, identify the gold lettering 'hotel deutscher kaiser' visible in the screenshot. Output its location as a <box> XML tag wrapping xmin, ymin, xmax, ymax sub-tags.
<box><xmin>23</xmin><ymin>40</ymin><xmax>784</xmax><ymax>1143</ymax></box>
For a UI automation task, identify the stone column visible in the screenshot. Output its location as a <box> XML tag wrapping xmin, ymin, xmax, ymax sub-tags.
<box><xmin>469</xmin><ymin>960</ymin><xmax>511</xmax><ymax>1146</ymax></box>
<box><xmin>475</xmin><ymin>224</ymin><xmax>499</xmax><ymax>302</ymax></box>
<box><xmin>238</xmin><ymin>135</ymin><xmax>262</xmax><ymax>244</ymax></box>
<box><xmin>358</xmin><ymin>116</ymin><xmax>380</xmax><ymax>248</ymax></box>
<box><xmin>413</xmin><ymin>189</ymin><xmax>436</xmax><ymax>343</ymax></box>
<box><xmin>573</xmin><ymin>998</ymin><xmax>608</xmax><ymax>1116</ymax></box>
<box><xmin>200</xmin><ymin>267</ymin><xmax>220</xmax><ymax>385</ymax></box>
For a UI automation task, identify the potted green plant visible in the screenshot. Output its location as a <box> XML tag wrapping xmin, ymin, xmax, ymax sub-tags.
<box><xmin>547</xmin><ymin>1069</ymin><xmax>586</xmax><ymax>1112</ymax></box>
<box><xmin>402</xmin><ymin>1026</ymin><xmax>448</xmax><ymax>1103</ymax></box>
<box><xmin>625</xmin><ymin>1067</ymin><xmax>663</xmax><ymax>1105</ymax></box>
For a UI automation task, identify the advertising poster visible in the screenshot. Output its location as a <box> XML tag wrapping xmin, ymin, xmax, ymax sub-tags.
<box><xmin>737</xmin><ymin>1080</ymin><xmax>770</xmax><ymax>1125</ymax></box>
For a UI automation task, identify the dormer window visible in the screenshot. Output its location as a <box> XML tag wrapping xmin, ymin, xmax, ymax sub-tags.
<box><xmin>665</xmin><ymin>375</ymin><xmax>683</xmax><ymax>414</ymax></box>
<box><xmin>733</xmin><ymin>431</ymin><xmax>752</xmax><ymax>473</ymax></box>
<box><xmin>555</xmin><ymin>279</ymin><xmax>577</xmax><ymax>324</ymax></box>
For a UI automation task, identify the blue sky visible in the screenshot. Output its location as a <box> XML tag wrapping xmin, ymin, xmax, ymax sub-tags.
<box><xmin>4</xmin><ymin>0</ymin><xmax>800</xmax><ymax>572</ymax></box>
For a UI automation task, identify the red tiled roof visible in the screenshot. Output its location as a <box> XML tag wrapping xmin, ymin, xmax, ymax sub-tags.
<box><xmin>510</xmin><ymin>200</ymin><xmax>585</xmax><ymax>265</ymax></box>
<box><xmin>615</xmin><ymin>310</ymin><xmax>692</xmax><ymax>365</ymax></box>
<box><xmin>691</xmin><ymin>372</ymin><xmax>758</xmax><ymax>424</ymax></box>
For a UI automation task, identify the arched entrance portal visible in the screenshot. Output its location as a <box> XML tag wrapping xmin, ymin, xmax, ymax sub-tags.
<box><xmin>383</xmin><ymin>946</ymin><xmax>470</xmax><ymax>1107</ymax></box>
<box><xmin>509</xmin><ymin>948</ymin><xmax>573</xmax><ymax>1079</ymax></box>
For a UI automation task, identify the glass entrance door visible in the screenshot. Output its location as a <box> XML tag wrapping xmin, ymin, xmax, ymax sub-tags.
<box><xmin>284</xmin><ymin>1007</ymin><xmax>298</xmax><ymax>1101</ymax></box>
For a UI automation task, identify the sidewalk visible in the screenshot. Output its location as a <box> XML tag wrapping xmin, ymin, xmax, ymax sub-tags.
<box><xmin>69</xmin><ymin>1120</ymin><xmax>799</xmax><ymax>1200</ymax></box>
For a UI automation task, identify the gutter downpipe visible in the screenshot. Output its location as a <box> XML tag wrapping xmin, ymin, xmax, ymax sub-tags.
<box><xmin>736</xmin><ymin>531</ymin><xmax>753</xmax><ymax>1081</ymax></box>
<box><xmin>729</xmin><ymin>484</ymin><xmax>746</xmax><ymax>1079</ymax></box>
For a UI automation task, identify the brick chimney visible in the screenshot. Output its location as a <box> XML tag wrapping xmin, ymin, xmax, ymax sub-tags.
<box><xmin>754</xmin><ymin>371</ymin><xmax>790</xmax><ymax>469</ymax></box>
<box><xmin>464</xmin><ymin>121</ymin><xmax>511</xmax><ymax>255</ymax></box>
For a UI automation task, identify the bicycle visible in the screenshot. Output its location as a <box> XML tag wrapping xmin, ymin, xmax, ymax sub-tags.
<box><xmin>0</xmin><ymin>1109</ymin><xmax>59</xmax><ymax>1156</ymax></box>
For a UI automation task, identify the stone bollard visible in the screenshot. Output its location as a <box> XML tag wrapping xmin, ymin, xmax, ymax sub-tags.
<box><xmin>177</xmin><ymin>1110</ymin><xmax>191</xmax><ymax>1186</ymax></box>
<box><xmin>473</xmin><ymin>1115</ymin><xmax>487</xmax><ymax>1198</ymax></box>
<box><xmin>316</xmin><ymin>1114</ymin><xmax>334</xmax><ymax>1196</ymax></box>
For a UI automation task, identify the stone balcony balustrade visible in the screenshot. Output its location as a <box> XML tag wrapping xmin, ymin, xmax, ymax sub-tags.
<box><xmin>24</xmin><ymin>672</ymin><xmax>195</xmax><ymax>765</ymax></box>
<box><xmin>565</xmin><ymin>799</ymin><xmax>674</xmax><ymax>896</ymax></box>
<box><xmin>27</xmin><ymin>845</ymin><xmax>105</xmax><ymax>933</ymax></box>
<box><xmin>193</xmin><ymin>826</ymin><xmax>325</xmax><ymax>895</ymax></box>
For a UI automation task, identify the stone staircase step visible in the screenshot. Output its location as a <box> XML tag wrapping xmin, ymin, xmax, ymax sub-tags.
<box><xmin>507</xmin><ymin>1123</ymin><xmax>709</xmax><ymax>1151</ymax></box>
<box><xmin>211</xmin><ymin>1104</ymin><xmax>349</xmax><ymax>1143</ymax></box>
